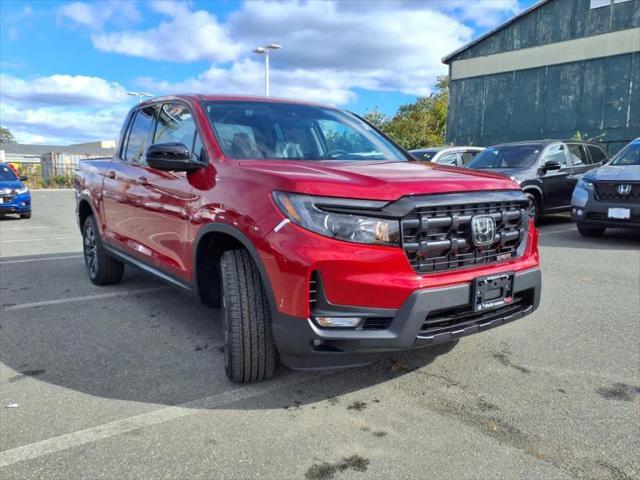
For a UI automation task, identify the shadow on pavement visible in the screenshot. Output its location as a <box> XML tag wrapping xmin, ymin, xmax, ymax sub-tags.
<box><xmin>0</xmin><ymin>255</ymin><xmax>456</xmax><ymax>409</ymax></box>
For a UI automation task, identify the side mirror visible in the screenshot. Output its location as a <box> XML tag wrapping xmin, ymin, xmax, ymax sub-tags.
<box><xmin>542</xmin><ymin>159</ymin><xmax>562</xmax><ymax>171</ymax></box>
<box><xmin>19</xmin><ymin>175</ymin><xmax>28</xmax><ymax>182</ymax></box>
<box><xmin>146</xmin><ymin>143</ymin><xmax>203</xmax><ymax>172</ymax></box>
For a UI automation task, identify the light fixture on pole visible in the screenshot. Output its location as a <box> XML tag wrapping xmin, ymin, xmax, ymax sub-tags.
<box><xmin>127</xmin><ymin>91</ymin><xmax>154</xmax><ymax>103</ymax></box>
<box><xmin>252</xmin><ymin>44</ymin><xmax>282</xmax><ymax>97</ymax></box>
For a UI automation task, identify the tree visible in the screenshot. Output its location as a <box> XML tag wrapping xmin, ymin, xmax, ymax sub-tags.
<box><xmin>363</xmin><ymin>76</ymin><xmax>449</xmax><ymax>150</ymax></box>
<box><xmin>0</xmin><ymin>126</ymin><xmax>16</xmax><ymax>144</ymax></box>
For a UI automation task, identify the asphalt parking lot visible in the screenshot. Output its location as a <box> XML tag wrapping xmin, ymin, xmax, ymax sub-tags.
<box><xmin>0</xmin><ymin>189</ymin><xmax>638</xmax><ymax>480</ymax></box>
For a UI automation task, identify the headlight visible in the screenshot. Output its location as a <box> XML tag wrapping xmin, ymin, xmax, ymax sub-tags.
<box><xmin>577</xmin><ymin>177</ymin><xmax>594</xmax><ymax>191</ymax></box>
<box><xmin>15</xmin><ymin>186</ymin><xmax>29</xmax><ymax>194</ymax></box>
<box><xmin>509</xmin><ymin>176</ymin><xmax>522</xmax><ymax>185</ymax></box>
<box><xmin>273</xmin><ymin>191</ymin><xmax>400</xmax><ymax>246</ymax></box>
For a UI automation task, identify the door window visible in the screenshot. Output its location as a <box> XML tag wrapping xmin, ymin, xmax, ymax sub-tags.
<box><xmin>436</xmin><ymin>153</ymin><xmax>458</xmax><ymax>166</ymax></box>
<box><xmin>567</xmin><ymin>144</ymin><xmax>588</xmax><ymax>166</ymax></box>
<box><xmin>124</xmin><ymin>107</ymin><xmax>156</xmax><ymax>163</ymax></box>
<box><xmin>542</xmin><ymin>144</ymin><xmax>569</xmax><ymax>168</ymax></box>
<box><xmin>586</xmin><ymin>145</ymin><xmax>607</xmax><ymax>164</ymax></box>
<box><xmin>460</xmin><ymin>150</ymin><xmax>480</xmax><ymax>165</ymax></box>
<box><xmin>154</xmin><ymin>103</ymin><xmax>196</xmax><ymax>148</ymax></box>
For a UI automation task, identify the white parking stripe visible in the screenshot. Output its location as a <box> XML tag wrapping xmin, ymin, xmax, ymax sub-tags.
<box><xmin>0</xmin><ymin>236</ymin><xmax>77</xmax><ymax>243</ymax></box>
<box><xmin>0</xmin><ymin>371</ymin><xmax>331</xmax><ymax>467</ymax></box>
<box><xmin>0</xmin><ymin>255</ymin><xmax>83</xmax><ymax>265</ymax></box>
<box><xmin>0</xmin><ymin>225</ymin><xmax>77</xmax><ymax>230</ymax></box>
<box><xmin>3</xmin><ymin>287</ymin><xmax>169</xmax><ymax>311</ymax></box>
<box><xmin>539</xmin><ymin>227</ymin><xmax>577</xmax><ymax>236</ymax></box>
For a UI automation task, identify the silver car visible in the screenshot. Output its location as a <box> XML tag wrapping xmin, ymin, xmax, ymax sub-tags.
<box><xmin>409</xmin><ymin>146</ymin><xmax>484</xmax><ymax>167</ymax></box>
<box><xmin>571</xmin><ymin>138</ymin><xmax>640</xmax><ymax>236</ymax></box>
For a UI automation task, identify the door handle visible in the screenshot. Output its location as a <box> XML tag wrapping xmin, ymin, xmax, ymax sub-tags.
<box><xmin>137</xmin><ymin>176</ymin><xmax>149</xmax><ymax>185</ymax></box>
<box><xmin>107</xmin><ymin>171</ymin><xmax>116</xmax><ymax>179</ymax></box>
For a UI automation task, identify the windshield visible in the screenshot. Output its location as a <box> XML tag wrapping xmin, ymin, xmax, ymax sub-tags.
<box><xmin>410</xmin><ymin>149</ymin><xmax>440</xmax><ymax>161</ymax></box>
<box><xmin>204</xmin><ymin>101</ymin><xmax>407</xmax><ymax>161</ymax></box>
<box><xmin>467</xmin><ymin>144</ymin><xmax>542</xmax><ymax>169</ymax></box>
<box><xmin>609</xmin><ymin>142</ymin><xmax>640</xmax><ymax>166</ymax></box>
<box><xmin>0</xmin><ymin>165</ymin><xmax>18</xmax><ymax>182</ymax></box>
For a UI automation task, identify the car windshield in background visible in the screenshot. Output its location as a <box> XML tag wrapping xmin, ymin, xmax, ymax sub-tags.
<box><xmin>0</xmin><ymin>166</ymin><xmax>17</xmax><ymax>181</ymax></box>
<box><xmin>467</xmin><ymin>144</ymin><xmax>542</xmax><ymax>169</ymax></box>
<box><xmin>610</xmin><ymin>142</ymin><xmax>640</xmax><ymax>166</ymax></box>
<box><xmin>204</xmin><ymin>101</ymin><xmax>407</xmax><ymax>161</ymax></box>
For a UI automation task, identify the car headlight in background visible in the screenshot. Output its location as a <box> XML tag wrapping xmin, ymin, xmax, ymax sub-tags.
<box><xmin>15</xmin><ymin>186</ymin><xmax>29</xmax><ymax>194</ymax></box>
<box><xmin>509</xmin><ymin>176</ymin><xmax>522</xmax><ymax>185</ymax></box>
<box><xmin>273</xmin><ymin>191</ymin><xmax>400</xmax><ymax>245</ymax></box>
<box><xmin>576</xmin><ymin>177</ymin><xmax>595</xmax><ymax>191</ymax></box>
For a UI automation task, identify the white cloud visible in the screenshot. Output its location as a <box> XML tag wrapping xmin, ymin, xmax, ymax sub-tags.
<box><xmin>58</xmin><ymin>1</ymin><xmax>141</xmax><ymax>29</ymax></box>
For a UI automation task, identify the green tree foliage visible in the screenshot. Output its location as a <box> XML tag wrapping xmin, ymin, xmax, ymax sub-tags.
<box><xmin>362</xmin><ymin>76</ymin><xmax>448</xmax><ymax>150</ymax></box>
<box><xmin>0</xmin><ymin>126</ymin><xmax>16</xmax><ymax>144</ymax></box>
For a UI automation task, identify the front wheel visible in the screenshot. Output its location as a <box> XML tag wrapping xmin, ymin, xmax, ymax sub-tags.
<box><xmin>525</xmin><ymin>193</ymin><xmax>539</xmax><ymax>224</ymax></box>
<box><xmin>20</xmin><ymin>212</ymin><xmax>31</xmax><ymax>219</ymax></box>
<box><xmin>577</xmin><ymin>224</ymin><xmax>605</xmax><ymax>237</ymax></box>
<box><xmin>82</xmin><ymin>215</ymin><xmax>124</xmax><ymax>285</ymax></box>
<box><xmin>220</xmin><ymin>249</ymin><xmax>277</xmax><ymax>383</ymax></box>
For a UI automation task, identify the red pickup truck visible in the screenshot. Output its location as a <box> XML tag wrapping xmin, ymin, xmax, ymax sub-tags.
<box><xmin>75</xmin><ymin>95</ymin><xmax>541</xmax><ymax>382</ymax></box>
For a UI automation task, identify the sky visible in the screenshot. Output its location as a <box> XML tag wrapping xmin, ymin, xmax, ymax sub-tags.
<box><xmin>0</xmin><ymin>0</ymin><xmax>536</xmax><ymax>145</ymax></box>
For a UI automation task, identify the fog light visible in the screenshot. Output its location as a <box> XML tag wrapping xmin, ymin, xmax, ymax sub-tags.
<box><xmin>313</xmin><ymin>316</ymin><xmax>363</xmax><ymax>328</ymax></box>
<box><xmin>21</xmin><ymin>202</ymin><xmax>26</xmax><ymax>207</ymax></box>
<box><xmin>577</xmin><ymin>209</ymin><xmax>583</xmax><ymax>216</ymax></box>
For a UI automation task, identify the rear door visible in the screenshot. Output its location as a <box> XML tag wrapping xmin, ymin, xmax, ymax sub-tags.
<box><xmin>539</xmin><ymin>143</ymin><xmax>573</xmax><ymax>209</ymax></box>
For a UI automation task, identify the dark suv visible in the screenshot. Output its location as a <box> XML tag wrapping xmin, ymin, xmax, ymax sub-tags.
<box><xmin>466</xmin><ymin>140</ymin><xmax>607</xmax><ymax>222</ymax></box>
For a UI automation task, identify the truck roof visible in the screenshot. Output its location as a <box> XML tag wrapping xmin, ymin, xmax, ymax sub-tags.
<box><xmin>140</xmin><ymin>94</ymin><xmax>327</xmax><ymax>109</ymax></box>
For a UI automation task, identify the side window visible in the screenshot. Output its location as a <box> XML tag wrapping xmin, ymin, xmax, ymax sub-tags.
<box><xmin>567</xmin><ymin>144</ymin><xmax>588</xmax><ymax>166</ymax></box>
<box><xmin>124</xmin><ymin>107</ymin><xmax>155</xmax><ymax>163</ymax></box>
<box><xmin>154</xmin><ymin>103</ymin><xmax>196</xmax><ymax>148</ymax></box>
<box><xmin>587</xmin><ymin>145</ymin><xmax>607</xmax><ymax>164</ymax></box>
<box><xmin>192</xmin><ymin>131</ymin><xmax>205</xmax><ymax>163</ymax></box>
<box><xmin>437</xmin><ymin>153</ymin><xmax>458</xmax><ymax>166</ymax></box>
<box><xmin>542</xmin><ymin>144</ymin><xmax>569</xmax><ymax>168</ymax></box>
<box><xmin>461</xmin><ymin>151</ymin><xmax>479</xmax><ymax>165</ymax></box>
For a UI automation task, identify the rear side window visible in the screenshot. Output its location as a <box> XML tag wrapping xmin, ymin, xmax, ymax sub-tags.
<box><xmin>542</xmin><ymin>144</ymin><xmax>569</xmax><ymax>167</ymax></box>
<box><xmin>587</xmin><ymin>145</ymin><xmax>607</xmax><ymax>164</ymax></box>
<box><xmin>124</xmin><ymin>107</ymin><xmax>155</xmax><ymax>163</ymax></box>
<box><xmin>154</xmin><ymin>103</ymin><xmax>196</xmax><ymax>148</ymax></box>
<box><xmin>461</xmin><ymin>151</ymin><xmax>480</xmax><ymax>165</ymax></box>
<box><xmin>436</xmin><ymin>153</ymin><xmax>458</xmax><ymax>166</ymax></box>
<box><xmin>567</xmin><ymin>144</ymin><xmax>588</xmax><ymax>166</ymax></box>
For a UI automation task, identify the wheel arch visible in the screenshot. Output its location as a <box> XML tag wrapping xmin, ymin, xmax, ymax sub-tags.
<box><xmin>193</xmin><ymin>223</ymin><xmax>276</xmax><ymax>312</ymax></box>
<box><xmin>77</xmin><ymin>195</ymin><xmax>96</xmax><ymax>231</ymax></box>
<box><xmin>521</xmin><ymin>185</ymin><xmax>543</xmax><ymax>212</ymax></box>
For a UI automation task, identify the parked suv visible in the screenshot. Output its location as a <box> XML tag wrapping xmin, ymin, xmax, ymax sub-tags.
<box><xmin>466</xmin><ymin>140</ymin><xmax>607</xmax><ymax>222</ymax></box>
<box><xmin>410</xmin><ymin>146</ymin><xmax>484</xmax><ymax>167</ymax></box>
<box><xmin>0</xmin><ymin>162</ymin><xmax>31</xmax><ymax>219</ymax></box>
<box><xmin>571</xmin><ymin>138</ymin><xmax>640</xmax><ymax>236</ymax></box>
<box><xmin>74</xmin><ymin>95</ymin><xmax>541</xmax><ymax>382</ymax></box>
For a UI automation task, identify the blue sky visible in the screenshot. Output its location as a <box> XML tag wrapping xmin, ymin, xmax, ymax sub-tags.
<box><xmin>0</xmin><ymin>0</ymin><xmax>535</xmax><ymax>144</ymax></box>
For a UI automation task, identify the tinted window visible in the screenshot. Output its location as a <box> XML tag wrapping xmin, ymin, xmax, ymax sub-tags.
<box><xmin>0</xmin><ymin>165</ymin><xmax>17</xmax><ymax>181</ymax></box>
<box><xmin>461</xmin><ymin>150</ymin><xmax>480</xmax><ymax>165</ymax></box>
<box><xmin>436</xmin><ymin>153</ymin><xmax>458</xmax><ymax>166</ymax></box>
<box><xmin>542</xmin><ymin>144</ymin><xmax>569</xmax><ymax>167</ymax></box>
<box><xmin>567</xmin><ymin>144</ymin><xmax>588</xmax><ymax>166</ymax></box>
<box><xmin>125</xmin><ymin>107</ymin><xmax>155</xmax><ymax>163</ymax></box>
<box><xmin>467</xmin><ymin>144</ymin><xmax>543</xmax><ymax>169</ymax></box>
<box><xmin>410</xmin><ymin>149</ymin><xmax>440</xmax><ymax>161</ymax></box>
<box><xmin>154</xmin><ymin>103</ymin><xmax>196</xmax><ymax>147</ymax></box>
<box><xmin>204</xmin><ymin>101</ymin><xmax>406</xmax><ymax>161</ymax></box>
<box><xmin>587</xmin><ymin>145</ymin><xmax>607</xmax><ymax>164</ymax></box>
<box><xmin>610</xmin><ymin>142</ymin><xmax>640</xmax><ymax>166</ymax></box>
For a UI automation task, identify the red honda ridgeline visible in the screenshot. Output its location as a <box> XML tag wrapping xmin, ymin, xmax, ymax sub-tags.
<box><xmin>75</xmin><ymin>95</ymin><xmax>541</xmax><ymax>382</ymax></box>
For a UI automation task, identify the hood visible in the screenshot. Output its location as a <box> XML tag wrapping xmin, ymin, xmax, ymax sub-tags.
<box><xmin>238</xmin><ymin>160</ymin><xmax>519</xmax><ymax>201</ymax></box>
<box><xmin>0</xmin><ymin>180</ymin><xmax>25</xmax><ymax>191</ymax></box>
<box><xmin>586</xmin><ymin>164</ymin><xmax>640</xmax><ymax>182</ymax></box>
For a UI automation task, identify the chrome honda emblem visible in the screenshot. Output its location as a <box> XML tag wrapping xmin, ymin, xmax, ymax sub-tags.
<box><xmin>471</xmin><ymin>215</ymin><xmax>496</xmax><ymax>246</ymax></box>
<box><xmin>617</xmin><ymin>184</ymin><xmax>632</xmax><ymax>195</ymax></box>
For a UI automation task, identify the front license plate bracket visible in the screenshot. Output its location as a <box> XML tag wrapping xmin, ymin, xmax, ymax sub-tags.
<box><xmin>472</xmin><ymin>273</ymin><xmax>514</xmax><ymax>312</ymax></box>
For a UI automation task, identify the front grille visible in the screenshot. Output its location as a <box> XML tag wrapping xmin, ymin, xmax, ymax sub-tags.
<box><xmin>594</xmin><ymin>182</ymin><xmax>640</xmax><ymax>203</ymax></box>
<box><xmin>361</xmin><ymin>317</ymin><xmax>393</xmax><ymax>330</ymax></box>
<box><xmin>0</xmin><ymin>195</ymin><xmax>15</xmax><ymax>203</ymax></box>
<box><xmin>401</xmin><ymin>196</ymin><xmax>529</xmax><ymax>273</ymax></box>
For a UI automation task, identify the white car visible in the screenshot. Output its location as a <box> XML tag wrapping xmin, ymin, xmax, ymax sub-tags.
<box><xmin>409</xmin><ymin>146</ymin><xmax>484</xmax><ymax>167</ymax></box>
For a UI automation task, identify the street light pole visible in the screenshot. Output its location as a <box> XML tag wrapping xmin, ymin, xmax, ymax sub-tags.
<box><xmin>252</xmin><ymin>44</ymin><xmax>281</xmax><ymax>97</ymax></box>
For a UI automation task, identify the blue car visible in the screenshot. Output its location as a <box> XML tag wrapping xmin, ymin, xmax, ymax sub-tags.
<box><xmin>0</xmin><ymin>163</ymin><xmax>31</xmax><ymax>219</ymax></box>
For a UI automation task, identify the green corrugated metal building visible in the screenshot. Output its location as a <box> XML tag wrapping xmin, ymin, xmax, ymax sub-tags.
<box><xmin>443</xmin><ymin>0</ymin><xmax>640</xmax><ymax>154</ymax></box>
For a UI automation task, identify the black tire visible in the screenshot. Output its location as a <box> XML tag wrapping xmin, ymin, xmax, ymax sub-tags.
<box><xmin>20</xmin><ymin>212</ymin><xmax>31</xmax><ymax>219</ymax></box>
<box><xmin>220</xmin><ymin>249</ymin><xmax>277</xmax><ymax>383</ymax></box>
<box><xmin>525</xmin><ymin>192</ymin><xmax>539</xmax><ymax>224</ymax></box>
<box><xmin>82</xmin><ymin>215</ymin><xmax>124</xmax><ymax>285</ymax></box>
<box><xmin>577</xmin><ymin>223</ymin><xmax>605</xmax><ymax>237</ymax></box>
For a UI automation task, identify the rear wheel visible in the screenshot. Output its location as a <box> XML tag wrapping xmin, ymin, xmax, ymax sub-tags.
<box><xmin>577</xmin><ymin>223</ymin><xmax>605</xmax><ymax>237</ymax></box>
<box><xmin>525</xmin><ymin>193</ymin><xmax>539</xmax><ymax>224</ymax></box>
<box><xmin>220</xmin><ymin>249</ymin><xmax>277</xmax><ymax>383</ymax></box>
<box><xmin>82</xmin><ymin>215</ymin><xmax>124</xmax><ymax>285</ymax></box>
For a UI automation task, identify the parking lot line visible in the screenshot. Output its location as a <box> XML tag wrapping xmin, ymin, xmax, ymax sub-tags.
<box><xmin>0</xmin><ymin>236</ymin><xmax>77</xmax><ymax>244</ymax></box>
<box><xmin>0</xmin><ymin>255</ymin><xmax>83</xmax><ymax>265</ymax></box>
<box><xmin>2</xmin><ymin>287</ymin><xmax>169</xmax><ymax>311</ymax></box>
<box><xmin>538</xmin><ymin>227</ymin><xmax>577</xmax><ymax>236</ymax></box>
<box><xmin>0</xmin><ymin>371</ymin><xmax>331</xmax><ymax>468</ymax></box>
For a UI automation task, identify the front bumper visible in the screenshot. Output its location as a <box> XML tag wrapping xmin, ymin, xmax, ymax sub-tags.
<box><xmin>571</xmin><ymin>192</ymin><xmax>640</xmax><ymax>228</ymax></box>
<box><xmin>0</xmin><ymin>193</ymin><xmax>31</xmax><ymax>214</ymax></box>
<box><xmin>273</xmin><ymin>267</ymin><xmax>541</xmax><ymax>369</ymax></box>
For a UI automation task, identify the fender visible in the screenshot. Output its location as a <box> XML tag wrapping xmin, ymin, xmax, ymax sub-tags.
<box><xmin>520</xmin><ymin>183</ymin><xmax>544</xmax><ymax>208</ymax></box>
<box><xmin>192</xmin><ymin>222</ymin><xmax>278</xmax><ymax>317</ymax></box>
<box><xmin>76</xmin><ymin>192</ymin><xmax>99</xmax><ymax>232</ymax></box>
